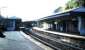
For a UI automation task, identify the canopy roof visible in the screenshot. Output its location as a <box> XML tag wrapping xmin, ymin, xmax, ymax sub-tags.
<box><xmin>39</xmin><ymin>7</ymin><xmax>85</xmax><ymax>21</ymax></box>
<box><xmin>72</xmin><ymin>7</ymin><xmax>85</xmax><ymax>12</ymax></box>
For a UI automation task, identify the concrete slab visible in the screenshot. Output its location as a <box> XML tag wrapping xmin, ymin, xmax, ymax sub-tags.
<box><xmin>0</xmin><ymin>31</ymin><xmax>44</xmax><ymax>50</ymax></box>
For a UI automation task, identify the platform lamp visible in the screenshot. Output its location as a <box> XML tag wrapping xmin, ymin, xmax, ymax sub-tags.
<box><xmin>0</xmin><ymin>7</ymin><xmax>7</xmax><ymax>27</ymax></box>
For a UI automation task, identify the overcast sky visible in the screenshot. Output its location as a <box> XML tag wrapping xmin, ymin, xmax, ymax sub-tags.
<box><xmin>0</xmin><ymin>0</ymin><xmax>69</xmax><ymax>21</ymax></box>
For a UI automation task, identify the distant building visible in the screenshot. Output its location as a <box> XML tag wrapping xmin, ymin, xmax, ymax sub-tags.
<box><xmin>4</xmin><ymin>18</ymin><xmax>22</xmax><ymax>31</ymax></box>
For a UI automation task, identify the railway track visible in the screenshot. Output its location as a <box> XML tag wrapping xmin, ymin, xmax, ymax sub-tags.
<box><xmin>24</xmin><ymin>27</ymin><xmax>85</xmax><ymax>50</ymax></box>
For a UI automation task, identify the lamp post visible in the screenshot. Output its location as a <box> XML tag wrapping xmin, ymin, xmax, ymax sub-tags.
<box><xmin>0</xmin><ymin>7</ymin><xmax>7</xmax><ymax>27</ymax></box>
<box><xmin>0</xmin><ymin>7</ymin><xmax>7</xmax><ymax>17</ymax></box>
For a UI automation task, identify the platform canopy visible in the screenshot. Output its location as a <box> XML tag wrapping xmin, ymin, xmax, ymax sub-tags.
<box><xmin>71</xmin><ymin>7</ymin><xmax>85</xmax><ymax>12</ymax></box>
<box><xmin>8</xmin><ymin>16</ymin><xmax>21</xmax><ymax>19</ymax></box>
<box><xmin>70</xmin><ymin>7</ymin><xmax>85</xmax><ymax>16</ymax></box>
<box><xmin>38</xmin><ymin>7</ymin><xmax>85</xmax><ymax>21</ymax></box>
<box><xmin>38</xmin><ymin>11</ymin><xmax>70</xmax><ymax>21</ymax></box>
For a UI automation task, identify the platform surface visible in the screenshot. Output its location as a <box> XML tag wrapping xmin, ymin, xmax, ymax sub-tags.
<box><xmin>0</xmin><ymin>31</ymin><xmax>44</xmax><ymax>50</ymax></box>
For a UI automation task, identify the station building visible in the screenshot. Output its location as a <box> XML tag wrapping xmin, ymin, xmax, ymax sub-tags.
<box><xmin>4</xmin><ymin>18</ymin><xmax>22</xmax><ymax>31</ymax></box>
<box><xmin>0</xmin><ymin>16</ymin><xmax>22</xmax><ymax>31</ymax></box>
<box><xmin>36</xmin><ymin>6</ymin><xmax>85</xmax><ymax>35</ymax></box>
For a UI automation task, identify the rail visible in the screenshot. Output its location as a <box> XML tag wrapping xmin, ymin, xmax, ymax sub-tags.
<box><xmin>31</xmin><ymin>27</ymin><xmax>85</xmax><ymax>50</ymax></box>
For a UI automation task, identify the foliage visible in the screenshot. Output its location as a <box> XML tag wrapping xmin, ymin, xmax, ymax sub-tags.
<box><xmin>54</xmin><ymin>7</ymin><xmax>62</xmax><ymax>13</ymax></box>
<box><xmin>54</xmin><ymin>0</ymin><xmax>85</xmax><ymax>13</ymax></box>
<box><xmin>65</xmin><ymin>0</ymin><xmax>85</xmax><ymax>10</ymax></box>
<box><xmin>65</xmin><ymin>0</ymin><xmax>79</xmax><ymax>9</ymax></box>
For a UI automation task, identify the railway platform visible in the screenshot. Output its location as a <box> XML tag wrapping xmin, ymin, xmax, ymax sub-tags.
<box><xmin>0</xmin><ymin>31</ymin><xmax>53</xmax><ymax>50</ymax></box>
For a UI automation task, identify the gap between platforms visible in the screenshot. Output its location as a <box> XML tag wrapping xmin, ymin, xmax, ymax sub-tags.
<box><xmin>20</xmin><ymin>31</ymin><xmax>53</xmax><ymax>50</ymax></box>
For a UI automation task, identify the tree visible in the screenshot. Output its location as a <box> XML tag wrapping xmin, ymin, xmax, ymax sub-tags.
<box><xmin>65</xmin><ymin>0</ymin><xmax>79</xmax><ymax>9</ymax></box>
<box><xmin>65</xmin><ymin>0</ymin><xmax>85</xmax><ymax>10</ymax></box>
<box><xmin>54</xmin><ymin>7</ymin><xmax>62</xmax><ymax>13</ymax></box>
